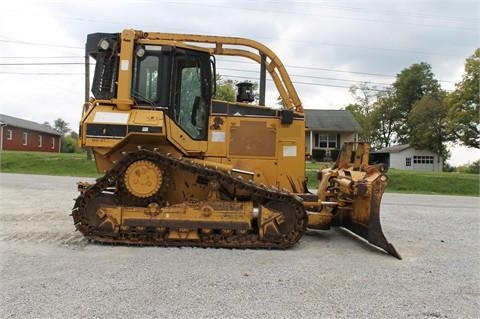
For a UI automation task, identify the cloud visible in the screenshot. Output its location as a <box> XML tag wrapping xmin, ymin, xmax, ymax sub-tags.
<box><xmin>0</xmin><ymin>2</ymin><xmax>84</xmax><ymax>128</ymax></box>
<box><xmin>0</xmin><ymin>0</ymin><xmax>478</xmax><ymax>163</ymax></box>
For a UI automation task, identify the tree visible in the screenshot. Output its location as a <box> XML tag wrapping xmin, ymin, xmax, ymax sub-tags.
<box><xmin>53</xmin><ymin>118</ymin><xmax>71</xmax><ymax>136</ymax></box>
<box><xmin>61</xmin><ymin>131</ymin><xmax>81</xmax><ymax>153</ymax></box>
<box><xmin>214</xmin><ymin>75</ymin><xmax>236</xmax><ymax>102</ymax></box>
<box><xmin>371</xmin><ymin>89</ymin><xmax>399</xmax><ymax>149</ymax></box>
<box><xmin>349</xmin><ymin>82</ymin><xmax>377</xmax><ymax>113</ymax></box>
<box><xmin>445</xmin><ymin>48</ymin><xmax>480</xmax><ymax>148</ymax></box>
<box><xmin>408</xmin><ymin>95</ymin><xmax>452</xmax><ymax>160</ymax></box>
<box><xmin>47</xmin><ymin>118</ymin><xmax>80</xmax><ymax>153</ymax></box>
<box><xmin>458</xmin><ymin>160</ymin><xmax>480</xmax><ymax>174</ymax></box>
<box><xmin>346</xmin><ymin>102</ymin><xmax>373</xmax><ymax>143</ymax></box>
<box><xmin>214</xmin><ymin>75</ymin><xmax>260</xmax><ymax>104</ymax></box>
<box><xmin>392</xmin><ymin>62</ymin><xmax>442</xmax><ymax>142</ymax></box>
<box><xmin>345</xmin><ymin>83</ymin><xmax>378</xmax><ymax>144</ymax></box>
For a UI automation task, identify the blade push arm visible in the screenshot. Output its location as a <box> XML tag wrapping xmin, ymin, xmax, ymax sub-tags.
<box><xmin>306</xmin><ymin>142</ymin><xmax>401</xmax><ymax>259</ymax></box>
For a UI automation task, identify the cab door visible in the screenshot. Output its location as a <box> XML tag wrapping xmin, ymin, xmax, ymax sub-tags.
<box><xmin>166</xmin><ymin>49</ymin><xmax>211</xmax><ymax>155</ymax></box>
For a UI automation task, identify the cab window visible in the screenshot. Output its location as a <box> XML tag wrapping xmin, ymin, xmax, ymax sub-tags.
<box><xmin>131</xmin><ymin>45</ymin><xmax>170</xmax><ymax>107</ymax></box>
<box><xmin>134</xmin><ymin>55</ymin><xmax>159</xmax><ymax>102</ymax></box>
<box><xmin>174</xmin><ymin>55</ymin><xmax>209</xmax><ymax>140</ymax></box>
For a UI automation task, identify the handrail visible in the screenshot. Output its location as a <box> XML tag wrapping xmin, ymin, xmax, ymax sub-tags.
<box><xmin>132</xmin><ymin>30</ymin><xmax>304</xmax><ymax>113</ymax></box>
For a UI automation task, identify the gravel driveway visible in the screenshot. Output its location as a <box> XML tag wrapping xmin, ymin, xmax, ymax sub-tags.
<box><xmin>0</xmin><ymin>173</ymin><xmax>478</xmax><ymax>318</ymax></box>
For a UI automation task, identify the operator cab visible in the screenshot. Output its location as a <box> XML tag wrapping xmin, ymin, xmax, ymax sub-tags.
<box><xmin>131</xmin><ymin>45</ymin><xmax>213</xmax><ymax>140</ymax></box>
<box><xmin>86</xmin><ymin>33</ymin><xmax>213</xmax><ymax>141</ymax></box>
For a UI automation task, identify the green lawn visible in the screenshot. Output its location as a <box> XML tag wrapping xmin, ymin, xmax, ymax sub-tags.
<box><xmin>385</xmin><ymin>169</ymin><xmax>479</xmax><ymax>196</ymax></box>
<box><xmin>0</xmin><ymin>151</ymin><xmax>100</xmax><ymax>178</ymax></box>
<box><xmin>1</xmin><ymin>151</ymin><xmax>478</xmax><ymax>196</ymax></box>
<box><xmin>306</xmin><ymin>162</ymin><xmax>479</xmax><ymax>196</ymax></box>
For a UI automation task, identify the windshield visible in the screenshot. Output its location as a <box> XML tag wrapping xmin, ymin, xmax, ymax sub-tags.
<box><xmin>132</xmin><ymin>46</ymin><xmax>169</xmax><ymax>106</ymax></box>
<box><xmin>175</xmin><ymin>57</ymin><xmax>204</xmax><ymax>138</ymax></box>
<box><xmin>133</xmin><ymin>55</ymin><xmax>159</xmax><ymax>104</ymax></box>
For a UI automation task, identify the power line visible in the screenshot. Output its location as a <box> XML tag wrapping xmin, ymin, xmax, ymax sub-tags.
<box><xmin>217</xmin><ymin>67</ymin><xmax>392</xmax><ymax>86</ymax></box>
<box><xmin>0</xmin><ymin>57</ymin><xmax>396</xmax><ymax>78</ymax></box>
<box><xmin>220</xmin><ymin>74</ymin><xmax>390</xmax><ymax>92</ymax></box>
<box><xmin>0</xmin><ymin>59</ymin><xmax>456</xmax><ymax>84</ymax></box>
<box><xmin>0</xmin><ymin>58</ymin><xmax>394</xmax><ymax>79</ymax></box>
<box><xmin>0</xmin><ymin>39</ymin><xmax>82</xmax><ymax>49</ymax></box>
<box><xmin>0</xmin><ymin>10</ymin><xmax>469</xmax><ymax>57</ymax></box>
<box><xmin>0</xmin><ymin>71</ymin><xmax>83</xmax><ymax>75</ymax></box>
<box><xmin>164</xmin><ymin>1</ymin><xmax>477</xmax><ymax>31</ymax></box>
<box><xmin>236</xmin><ymin>0</ymin><xmax>479</xmax><ymax>23</ymax></box>
<box><xmin>288</xmin><ymin>64</ymin><xmax>397</xmax><ymax>78</ymax></box>
<box><xmin>0</xmin><ymin>69</ymin><xmax>388</xmax><ymax>90</ymax></box>
<box><xmin>218</xmin><ymin>58</ymin><xmax>396</xmax><ymax>78</ymax></box>
<box><xmin>0</xmin><ymin>56</ymin><xmax>84</xmax><ymax>59</ymax></box>
<box><xmin>218</xmin><ymin>63</ymin><xmax>395</xmax><ymax>78</ymax></box>
<box><xmin>0</xmin><ymin>62</ymin><xmax>84</xmax><ymax>65</ymax></box>
<box><xmin>0</xmin><ymin>61</ymin><xmax>394</xmax><ymax>85</ymax></box>
<box><xmin>217</xmin><ymin>58</ymin><xmax>456</xmax><ymax>83</ymax></box>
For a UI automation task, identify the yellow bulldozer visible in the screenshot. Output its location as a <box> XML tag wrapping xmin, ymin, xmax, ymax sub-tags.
<box><xmin>73</xmin><ymin>29</ymin><xmax>401</xmax><ymax>259</ymax></box>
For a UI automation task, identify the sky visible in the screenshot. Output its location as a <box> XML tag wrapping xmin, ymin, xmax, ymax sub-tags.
<box><xmin>0</xmin><ymin>0</ymin><xmax>478</xmax><ymax>165</ymax></box>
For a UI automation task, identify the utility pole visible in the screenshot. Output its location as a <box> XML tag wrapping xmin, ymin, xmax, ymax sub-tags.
<box><xmin>0</xmin><ymin>121</ymin><xmax>6</xmax><ymax>151</ymax></box>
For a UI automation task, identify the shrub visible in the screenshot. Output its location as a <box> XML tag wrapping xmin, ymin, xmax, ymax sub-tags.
<box><xmin>458</xmin><ymin>160</ymin><xmax>480</xmax><ymax>174</ymax></box>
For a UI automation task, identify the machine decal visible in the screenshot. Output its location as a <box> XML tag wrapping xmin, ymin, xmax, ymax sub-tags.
<box><xmin>283</xmin><ymin>145</ymin><xmax>297</xmax><ymax>157</ymax></box>
<box><xmin>120</xmin><ymin>60</ymin><xmax>129</xmax><ymax>71</ymax></box>
<box><xmin>211</xmin><ymin>131</ymin><xmax>225</xmax><ymax>142</ymax></box>
<box><xmin>93</xmin><ymin>112</ymin><xmax>129</xmax><ymax>124</ymax></box>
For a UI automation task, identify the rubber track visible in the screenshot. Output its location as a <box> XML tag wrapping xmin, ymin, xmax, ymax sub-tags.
<box><xmin>72</xmin><ymin>149</ymin><xmax>308</xmax><ymax>249</ymax></box>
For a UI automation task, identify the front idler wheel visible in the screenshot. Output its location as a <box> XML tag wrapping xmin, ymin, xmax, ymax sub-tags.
<box><xmin>120</xmin><ymin>158</ymin><xmax>168</xmax><ymax>206</ymax></box>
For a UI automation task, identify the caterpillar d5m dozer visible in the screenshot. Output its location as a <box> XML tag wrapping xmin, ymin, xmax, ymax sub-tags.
<box><xmin>73</xmin><ymin>29</ymin><xmax>401</xmax><ymax>259</ymax></box>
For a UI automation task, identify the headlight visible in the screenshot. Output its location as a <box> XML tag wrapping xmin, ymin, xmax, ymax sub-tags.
<box><xmin>98</xmin><ymin>38</ymin><xmax>110</xmax><ymax>50</ymax></box>
<box><xmin>135</xmin><ymin>45</ymin><xmax>146</xmax><ymax>58</ymax></box>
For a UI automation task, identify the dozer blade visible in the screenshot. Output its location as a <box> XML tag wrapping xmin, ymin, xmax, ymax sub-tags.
<box><xmin>338</xmin><ymin>173</ymin><xmax>402</xmax><ymax>259</ymax></box>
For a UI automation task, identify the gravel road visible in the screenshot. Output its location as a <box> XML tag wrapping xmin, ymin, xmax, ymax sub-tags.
<box><xmin>0</xmin><ymin>173</ymin><xmax>478</xmax><ymax>318</ymax></box>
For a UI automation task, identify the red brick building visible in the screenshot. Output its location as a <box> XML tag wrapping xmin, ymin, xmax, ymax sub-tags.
<box><xmin>0</xmin><ymin>114</ymin><xmax>61</xmax><ymax>153</ymax></box>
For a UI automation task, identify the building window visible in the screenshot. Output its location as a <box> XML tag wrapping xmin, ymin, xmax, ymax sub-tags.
<box><xmin>315</xmin><ymin>134</ymin><xmax>337</xmax><ymax>149</ymax></box>
<box><xmin>406</xmin><ymin>157</ymin><xmax>411</xmax><ymax>166</ymax></box>
<box><xmin>6</xmin><ymin>129</ymin><xmax>12</xmax><ymax>140</ymax></box>
<box><xmin>51</xmin><ymin>137</ymin><xmax>55</xmax><ymax>150</ymax></box>
<box><xmin>413</xmin><ymin>155</ymin><xmax>434</xmax><ymax>164</ymax></box>
<box><xmin>328</xmin><ymin>135</ymin><xmax>337</xmax><ymax>148</ymax></box>
<box><xmin>22</xmin><ymin>132</ymin><xmax>28</xmax><ymax>145</ymax></box>
<box><xmin>319</xmin><ymin>135</ymin><xmax>327</xmax><ymax>147</ymax></box>
<box><xmin>38</xmin><ymin>135</ymin><xmax>42</xmax><ymax>147</ymax></box>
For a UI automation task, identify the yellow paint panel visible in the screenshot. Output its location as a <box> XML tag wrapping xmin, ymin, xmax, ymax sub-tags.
<box><xmin>229</xmin><ymin>121</ymin><xmax>276</xmax><ymax>157</ymax></box>
<box><xmin>131</xmin><ymin>110</ymin><xmax>164</xmax><ymax>126</ymax></box>
<box><xmin>165</xmin><ymin>117</ymin><xmax>207</xmax><ymax>155</ymax></box>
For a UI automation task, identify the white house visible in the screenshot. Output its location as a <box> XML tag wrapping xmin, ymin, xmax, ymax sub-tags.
<box><xmin>305</xmin><ymin>109</ymin><xmax>361</xmax><ymax>161</ymax></box>
<box><xmin>373</xmin><ymin>144</ymin><xmax>443</xmax><ymax>172</ymax></box>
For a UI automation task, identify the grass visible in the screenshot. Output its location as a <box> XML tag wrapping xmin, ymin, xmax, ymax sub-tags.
<box><xmin>385</xmin><ymin>169</ymin><xmax>479</xmax><ymax>196</ymax></box>
<box><xmin>1</xmin><ymin>151</ymin><xmax>478</xmax><ymax>196</ymax></box>
<box><xmin>306</xmin><ymin>162</ymin><xmax>479</xmax><ymax>197</ymax></box>
<box><xmin>0</xmin><ymin>151</ymin><xmax>100</xmax><ymax>178</ymax></box>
